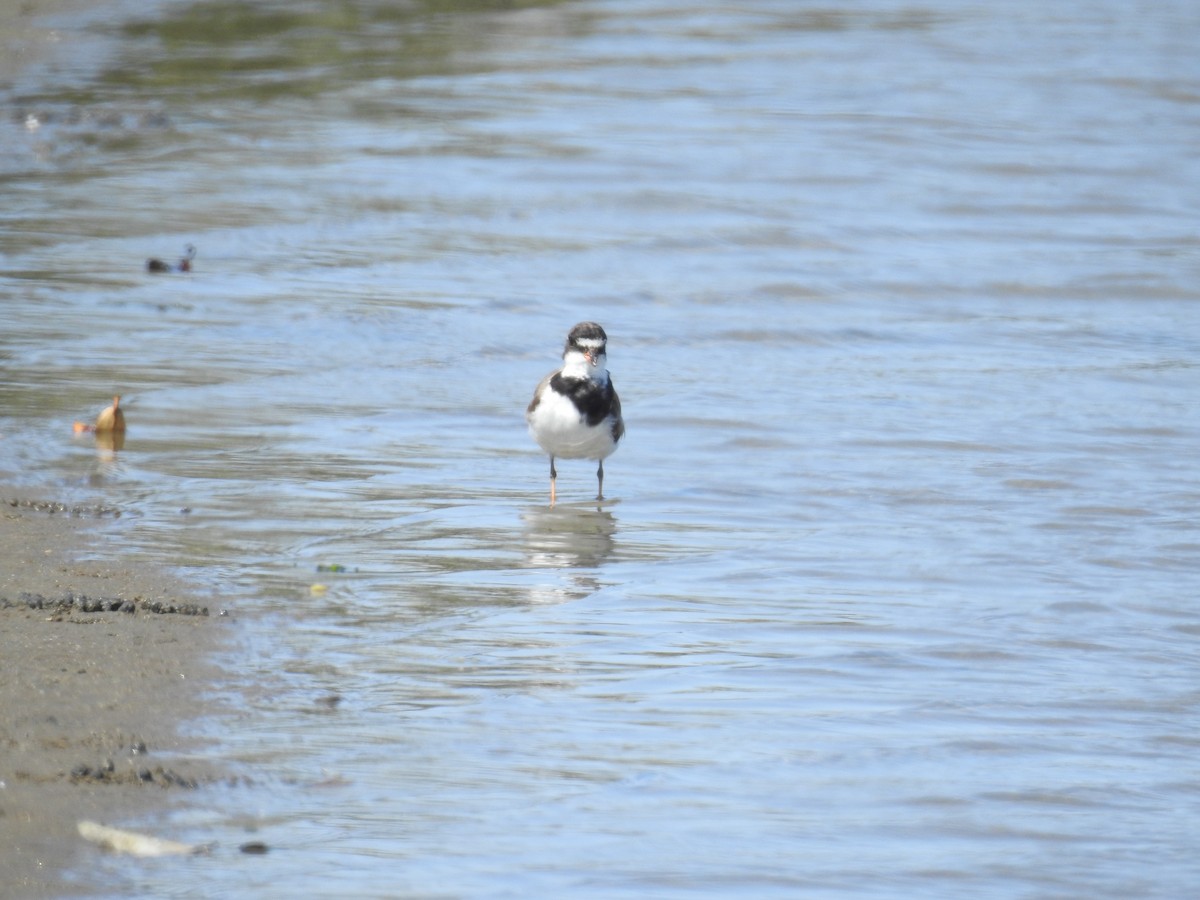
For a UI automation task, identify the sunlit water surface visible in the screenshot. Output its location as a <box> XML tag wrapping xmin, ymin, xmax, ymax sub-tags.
<box><xmin>2</xmin><ymin>0</ymin><xmax>1199</xmax><ymax>896</ymax></box>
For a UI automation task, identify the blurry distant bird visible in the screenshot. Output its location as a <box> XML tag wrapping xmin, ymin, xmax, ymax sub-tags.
<box><xmin>75</xmin><ymin>395</ymin><xmax>126</xmax><ymax>434</ymax></box>
<box><xmin>94</xmin><ymin>395</ymin><xmax>126</xmax><ymax>433</ymax></box>
<box><xmin>147</xmin><ymin>244</ymin><xmax>195</xmax><ymax>273</ymax></box>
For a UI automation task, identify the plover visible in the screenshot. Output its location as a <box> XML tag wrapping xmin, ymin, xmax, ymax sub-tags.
<box><xmin>526</xmin><ymin>322</ymin><xmax>624</xmax><ymax>506</ymax></box>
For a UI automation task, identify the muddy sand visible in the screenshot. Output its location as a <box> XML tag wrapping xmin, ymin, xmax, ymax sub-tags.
<box><xmin>0</xmin><ymin>500</ymin><xmax>229</xmax><ymax>897</ymax></box>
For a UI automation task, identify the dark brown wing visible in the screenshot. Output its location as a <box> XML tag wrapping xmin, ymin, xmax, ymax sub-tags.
<box><xmin>526</xmin><ymin>372</ymin><xmax>554</xmax><ymax>418</ymax></box>
<box><xmin>609</xmin><ymin>384</ymin><xmax>624</xmax><ymax>443</ymax></box>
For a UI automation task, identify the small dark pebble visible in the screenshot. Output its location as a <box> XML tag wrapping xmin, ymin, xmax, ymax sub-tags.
<box><xmin>160</xmin><ymin>769</ymin><xmax>199</xmax><ymax>790</ymax></box>
<box><xmin>239</xmin><ymin>841</ymin><xmax>270</xmax><ymax>855</ymax></box>
<box><xmin>140</xmin><ymin>111</ymin><xmax>171</xmax><ymax>129</ymax></box>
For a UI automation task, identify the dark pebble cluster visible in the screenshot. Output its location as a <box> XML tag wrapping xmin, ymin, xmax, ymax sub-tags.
<box><xmin>70</xmin><ymin>760</ymin><xmax>200</xmax><ymax>789</ymax></box>
<box><xmin>14</xmin><ymin>107</ymin><xmax>172</xmax><ymax>130</ymax></box>
<box><xmin>7</xmin><ymin>497</ymin><xmax>122</xmax><ymax>517</ymax></box>
<box><xmin>1</xmin><ymin>591</ymin><xmax>208</xmax><ymax>617</ymax></box>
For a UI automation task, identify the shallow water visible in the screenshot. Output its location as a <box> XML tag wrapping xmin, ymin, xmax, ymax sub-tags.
<box><xmin>3</xmin><ymin>0</ymin><xmax>1200</xmax><ymax>896</ymax></box>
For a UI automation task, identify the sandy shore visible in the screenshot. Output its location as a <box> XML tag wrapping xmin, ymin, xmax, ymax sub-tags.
<box><xmin>0</xmin><ymin>500</ymin><xmax>227</xmax><ymax>898</ymax></box>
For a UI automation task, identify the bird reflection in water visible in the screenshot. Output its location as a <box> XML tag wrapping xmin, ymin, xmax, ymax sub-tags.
<box><xmin>73</xmin><ymin>395</ymin><xmax>127</xmax><ymax>473</ymax></box>
<box><xmin>88</xmin><ymin>425</ymin><xmax>125</xmax><ymax>481</ymax></box>
<box><xmin>520</xmin><ymin>505</ymin><xmax>617</xmax><ymax>603</ymax></box>
<box><xmin>91</xmin><ymin>428</ymin><xmax>125</xmax><ymax>453</ymax></box>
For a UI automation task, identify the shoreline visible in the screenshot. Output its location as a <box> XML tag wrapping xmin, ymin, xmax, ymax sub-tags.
<box><xmin>0</xmin><ymin>500</ymin><xmax>228</xmax><ymax>898</ymax></box>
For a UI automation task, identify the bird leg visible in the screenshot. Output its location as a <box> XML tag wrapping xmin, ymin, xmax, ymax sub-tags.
<box><xmin>596</xmin><ymin>459</ymin><xmax>604</xmax><ymax>501</ymax></box>
<box><xmin>549</xmin><ymin>457</ymin><xmax>557</xmax><ymax>507</ymax></box>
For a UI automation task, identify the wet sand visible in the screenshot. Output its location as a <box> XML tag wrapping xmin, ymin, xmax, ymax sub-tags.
<box><xmin>0</xmin><ymin>501</ymin><xmax>226</xmax><ymax>898</ymax></box>
<box><xmin>3</xmin><ymin>5</ymin><xmax>232</xmax><ymax>894</ymax></box>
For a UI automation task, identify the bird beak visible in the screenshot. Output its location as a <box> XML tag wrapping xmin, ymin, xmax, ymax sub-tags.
<box><xmin>584</xmin><ymin>350</ymin><xmax>597</xmax><ymax>367</ymax></box>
